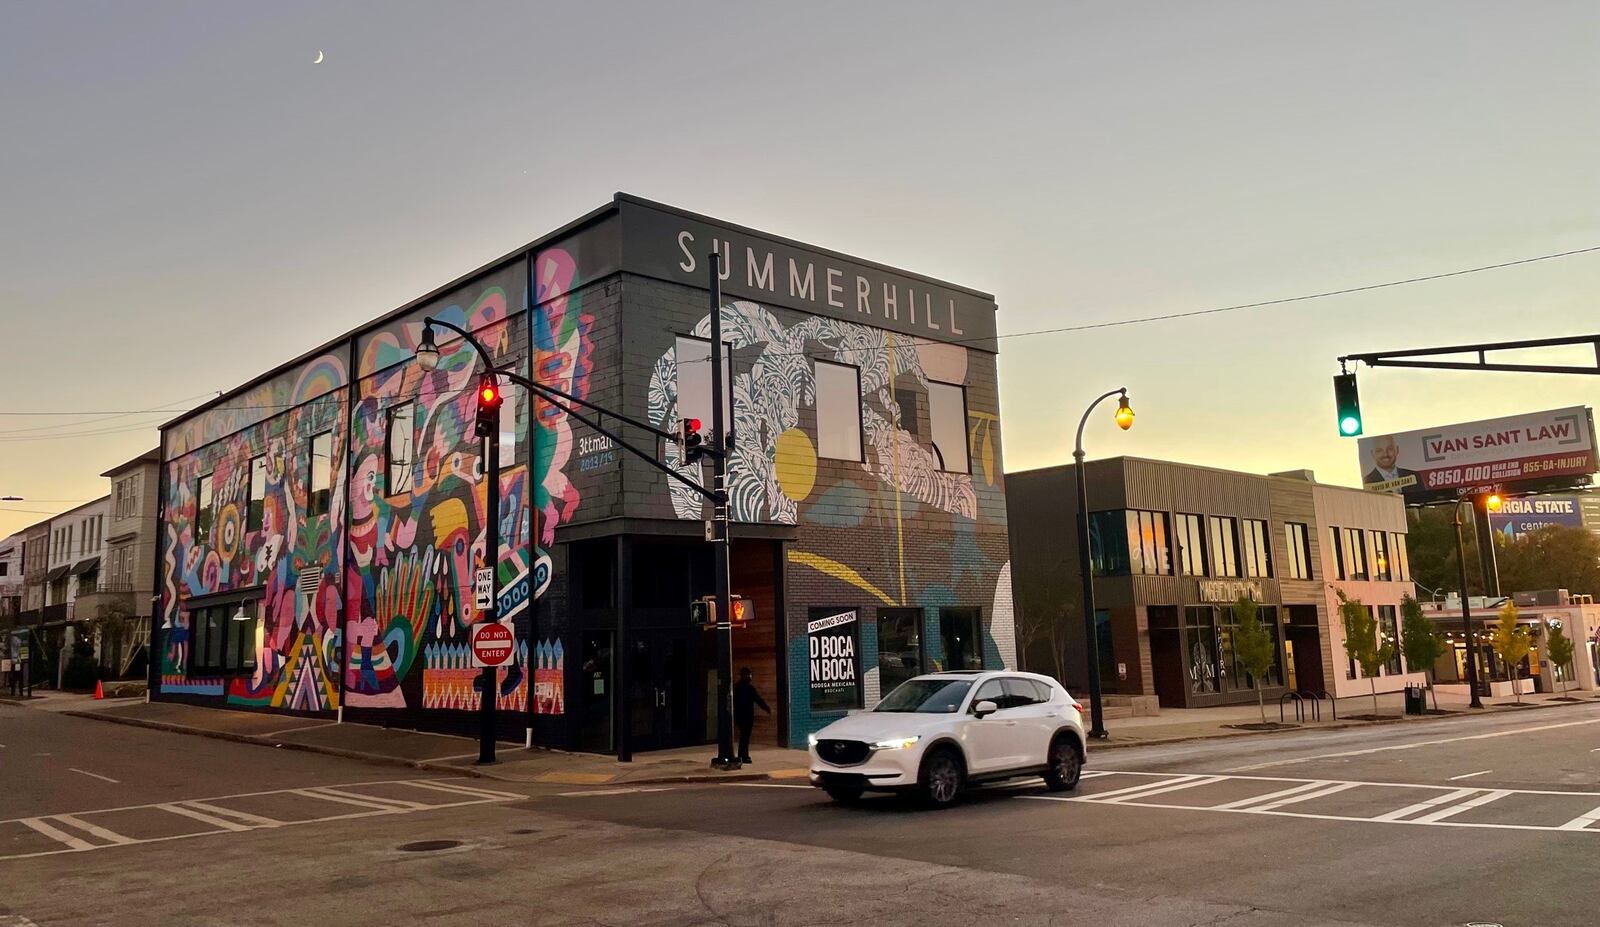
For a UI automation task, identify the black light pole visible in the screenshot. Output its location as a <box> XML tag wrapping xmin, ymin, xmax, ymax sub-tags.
<box><xmin>1072</xmin><ymin>388</ymin><xmax>1134</xmax><ymax>740</ymax></box>
<box><xmin>1452</xmin><ymin>498</ymin><xmax>1484</xmax><ymax>710</ymax></box>
<box><xmin>708</xmin><ymin>253</ymin><xmax>739</xmax><ymax>771</ymax></box>
<box><xmin>415</xmin><ymin>318</ymin><xmax>501</xmax><ymax>763</ymax></box>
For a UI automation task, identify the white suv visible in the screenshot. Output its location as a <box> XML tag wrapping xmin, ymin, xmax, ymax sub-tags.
<box><xmin>807</xmin><ymin>671</ymin><xmax>1087</xmax><ymax>807</ymax></box>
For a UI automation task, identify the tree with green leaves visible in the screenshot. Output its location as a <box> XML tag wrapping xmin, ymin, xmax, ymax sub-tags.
<box><xmin>1232</xmin><ymin>595</ymin><xmax>1277</xmax><ymax>724</ymax></box>
<box><xmin>1338</xmin><ymin>590</ymin><xmax>1395</xmax><ymax>718</ymax></box>
<box><xmin>1491</xmin><ymin>601</ymin><xmax>1533</xmax><ymax>704</ymax></box>
<box><xmin>1546</xmin><ymin>620</ymin><xmax>1575</xmax><ymax>695</ymax></box>
<box><xmin>1399</xmin><ymin>595</ymin><xmax>1447</xmax><ymax>712</ymax></box>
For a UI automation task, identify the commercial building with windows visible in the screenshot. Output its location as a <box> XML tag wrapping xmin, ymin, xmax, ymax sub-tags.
<box><xmin>1421</xmin><ymin>590</ymin><xmax>1600</xmax><ymax>697</ymax></box>
<box><xmin>1007</xmin><ymin>458</ymin><xmax>1419</xmax><ymax>709</ymax></box>
<box><xmin>151</xmin><ymin>194</ymin><xmax>1015</xmax><ymax>754</ymax></box>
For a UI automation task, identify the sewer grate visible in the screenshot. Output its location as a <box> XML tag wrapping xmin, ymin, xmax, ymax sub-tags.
<box><xmin>397</xmin><ymin>839</ymin><xmax>464</xmax><ymax>853</ymax></box>
<box><xmin>508</xmin><ymin>828</ymin><xmax>539</xmax><ymax>835</ymax></box>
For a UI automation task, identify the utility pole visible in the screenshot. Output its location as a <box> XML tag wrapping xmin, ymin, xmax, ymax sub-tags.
<box><xmin>1453</xmin><ymin>499</ymin><xmax>1484</xmax><ymax>709</ymax></box>
<box><xmin>479</xmin><ymin>391</ymin><xmax>500</xmax><ymax>763</ymax></box>
<box><xmin>708</xmin><ymin>253</ymin><xmax>738</xmax><ymax>770</ymax></box>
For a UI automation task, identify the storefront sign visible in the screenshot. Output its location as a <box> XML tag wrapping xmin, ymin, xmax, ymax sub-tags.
<box><xmin>1358</xmin><ymin>407</ymin><xmax>1596</xmax><ymax>502</ymax></box>
<box><xmin>807</xmin><ymin>608</ymin><xmax>861</xmax><ymax>712</ymax></box>
<box><xmin>620</xmin><ymin>198</ymin><xmax>999</xmax><ymax>352</ymax></box>
<box><xmin>1198</xmin><ymin>580</ymin><xmax>1263</xmax><ymax>603</ymax></box>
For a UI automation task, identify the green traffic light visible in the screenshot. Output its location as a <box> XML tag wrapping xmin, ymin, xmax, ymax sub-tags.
<box><xmin>1340</xmin><ymin>416</ymin><xmax>1361</xmax><ymax>436</ymax></box>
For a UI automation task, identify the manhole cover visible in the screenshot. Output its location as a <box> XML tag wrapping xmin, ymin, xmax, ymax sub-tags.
<box><xmin>1464</xmin><ymin>922</ymin><xmax>1505</xmax><ymax>927</ymax></box>
<box><xmin>398</xmin><ymin>839</ymin><xmax>464</xmax><ymax>853</ymax></box>
<box><xmin>508</xmin><ymin>828</ymin><xmax>539</xmax><ymax>835</ymax></box>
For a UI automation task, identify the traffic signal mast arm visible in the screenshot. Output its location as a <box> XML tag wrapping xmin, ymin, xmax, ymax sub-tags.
<box><xmin>1341</xmin><ymin>334</ymin><xmax>1600</xmax><ymax>376</ymax></box>
<box><xmin>421</xmin><ymin>316</ymin><xmax>723</xmax><ymax>502</ymax></box>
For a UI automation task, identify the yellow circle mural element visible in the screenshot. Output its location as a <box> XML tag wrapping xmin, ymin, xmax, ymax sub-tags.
<box><xmin>774</xmin><ymin>428</ymin><xmax>818</xmax><ymax>502</ymax></box>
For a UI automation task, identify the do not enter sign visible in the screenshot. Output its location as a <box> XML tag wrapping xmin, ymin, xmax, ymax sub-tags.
<box><xmin>471</xmin><ymin>622</ymin><xmax>516</xmax><ymax>668</ymax></box>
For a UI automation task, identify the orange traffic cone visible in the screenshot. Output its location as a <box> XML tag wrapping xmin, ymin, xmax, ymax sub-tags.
<box><xmin>93</xmin><ymin>680</ymin><xmax>104</xmax><ymax>700</ymax></box>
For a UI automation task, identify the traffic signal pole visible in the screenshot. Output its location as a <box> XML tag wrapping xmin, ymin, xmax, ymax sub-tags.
<box><xmin>480</xmin><ymin>400</ymin><xmax>500</xmax><ymax>763</ymax></box>
<box><xmin>708</xmin><ymin>253</ymin><xmax>739</xmax><ymax>770</ymax></box>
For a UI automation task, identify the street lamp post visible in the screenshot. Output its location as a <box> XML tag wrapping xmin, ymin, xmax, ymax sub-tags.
<box><xmin>1452</xmin><ymin>497</ymin><xmax>1484</xmax><ymax>710</ymax></box>
<box><xmin>1072</xmin><ymin>388</ymin><xmax>1134</xmax><ymax>740</ymax></box>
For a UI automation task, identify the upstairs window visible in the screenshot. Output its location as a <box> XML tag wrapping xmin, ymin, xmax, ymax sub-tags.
<box><xmin>815</xmin><ymin>360</ymin><xmax>863</xmax><ymax>461</ymax></box>
<box><xmin>308</xmin><ymin>433</ymin><xmax>332</xmax><ymax>517</ymax></box>
<box><xmin>1208</xmin><ymin>516</ymin><xmax>1240</xmax><ymax>577</ymax></box>
<box><xmin>1283</xmin><ymin>523</ymin><xmax>1312</xmax><ymax>580</ymax></box>
<box><xmin>196</xmin><ymin>474</ymin><xmax>213</xmax><ymax>544</ymax></box>
<box><xmin>927</xmin><ymin>381</ymin><xmax>969</xmax><ymax>473</ymax></box>
<box><xmin>247</xmin><ymin>455</ymin><xmax>267</xmax><ymax>532</ymax></box>
<box><xmin>1370</xmin><ymin>530</ymin><xmax>1392</xmax><ymax>581</ymax></box>
<box><xmin>1240</xmin><ymin>518</ymin><xmax>1272</xmax><ymax>578</ymax></box>
<box><xmin>387</xmin><ymin>402</ymin><xmax>417</xmax><ymax>495</ymax></box>
<box><xmin>1176</xmin><ymin>514</ymin><xmax>1207</xmax><ymax>576</ymax></box>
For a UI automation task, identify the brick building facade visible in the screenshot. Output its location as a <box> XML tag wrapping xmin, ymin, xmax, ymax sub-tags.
<box><xmin>152</xmin><ymin>195</ymin><xmax>1015</xmax><ymax>753</ymax></box>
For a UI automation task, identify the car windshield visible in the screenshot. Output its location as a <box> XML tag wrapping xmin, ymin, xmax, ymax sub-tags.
<box><xmin>874</xmin><ymin>678</ymin><xmax>974</xmax><ymax>713</ymax></box>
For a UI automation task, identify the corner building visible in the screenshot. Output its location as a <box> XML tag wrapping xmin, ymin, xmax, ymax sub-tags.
<box><xmin>153</xmin><ymin>195</ymin><xmax>1016</xmax><ymax>754</ymax></box>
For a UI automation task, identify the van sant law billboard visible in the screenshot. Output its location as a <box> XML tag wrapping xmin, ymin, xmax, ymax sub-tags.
<box><xmin>1358</xmin><ymin>406</ymin><xmax>1597</xmax><ymax>502</ymax></box>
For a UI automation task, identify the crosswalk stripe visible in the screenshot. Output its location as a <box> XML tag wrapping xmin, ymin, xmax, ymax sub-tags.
<box><xmin>1249</xmin><ymin>782</ymin><xmax>1360</xmax><ymax>812</ymax></box>
<box><xmin>1100</xmin><ymin>775</ymin><xmax>1227</xmax><ymax>803</ymax></box>
<box><xmin>1411</xmin><ymin>789</ymin><xmax>1511</xmax><ymax>824</ymax></box>
<box><xmin>299</xmin><ymin>787</ymin><xmax>428</xmax><ymax>811</ymax></box>
<box><xmin>20</xmin><ymin>818</ymin><xmax>95</xmax><ymax>851</ymax></box>
<box><xmin>399</xmin><ymin>780</ymin><xmax>526</xmax><ymax>802</ymax></box>
<box><xmin>184</xmin><ymin>801</ymin><xmax>284</xmax><ymax>828</ymax></box>
<box><xmin>1374</xmin><ymin>788</ymin><xmax>1480</xmax><ymax>822</ymax></box>
<box><xmin>1558</xmin><ymin>803</ymin><xmax>1600</xmax><ymax>831</ymax></box>
<box><xmin>159</xmin><ymin>803</ymin><xmax>250</xmax><ymax>832</ymax></box>
<box><xmin>1212</xmin><ymin>780</ymin><xmax>1331</xmax><ymax>811</ymax></box>
<box><xmin>1082</xmin><ymin>775</ymin><xmax>1200</xmax><ymax>802</ymax></box>
<box><xmin>53</xmin><ymin>815</ymin><xmax>134</xmax><ymax>845</ymax></box>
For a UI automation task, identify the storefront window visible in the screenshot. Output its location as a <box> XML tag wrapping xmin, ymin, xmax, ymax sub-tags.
<box><xmin>939</xmin><ymin>607</ymin><xmax>983</xmax><ymax>671</ymax></box>
<box><xmin>877</xmin><ymin>609</ymin><xmax>923</xmax><ymax>694</ymax></box>
<box><xmin>1378</xmin><ymin>605</ymin><xmax>1400</xmax><ymax>674</ymax></box>
<box><xmin>1185</xmin><ymin>607</ymin><xmax>1218</xmax><ymax>694</ymax></box>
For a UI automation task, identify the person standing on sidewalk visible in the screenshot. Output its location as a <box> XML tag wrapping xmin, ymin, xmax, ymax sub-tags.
<box><xmin>733</xmin><ymin>667</ymin><xmax>771</xmax><ymax>764</ymax></box>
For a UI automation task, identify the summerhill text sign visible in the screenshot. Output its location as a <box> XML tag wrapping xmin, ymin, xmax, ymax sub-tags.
<box><xmin>619</xmin><ymin>197</ymin><xmax>998</xmax><ymax>352</ymax></box>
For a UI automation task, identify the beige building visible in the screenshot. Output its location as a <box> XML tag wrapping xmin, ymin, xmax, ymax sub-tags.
<box><xmin>1422</xmin><ymin>592</ymin><xmax>1599</xmax><ymax>698</ymax></box>
<box><xmin>1008</xmin><ymin>457</ymin><xmax>1416</xmax><ymax>710</ymax></box>
<box><xmin>77</xmin><ymin>449</ymin><xmax>160</xmax><ymax>676</ymax></box>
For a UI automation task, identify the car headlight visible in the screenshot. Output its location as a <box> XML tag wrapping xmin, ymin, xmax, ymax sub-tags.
<box><xmin>807</xmin><ymin>733</ymin><xmax>819</xmax><ymax>747</ymax></box>
<box><xmin>872</xmin><ymin>735</ymin><xmax>921</xmax><ymax>751</ymax></box>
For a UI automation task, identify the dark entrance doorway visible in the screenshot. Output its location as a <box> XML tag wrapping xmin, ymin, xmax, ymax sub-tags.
<box><xmin>627</xmin><ymin>628</ymin><xmax>698</xmax><ymax>752</ymax></box>
<box><xmin>1285</xmin><ymin>606</ymin><xmax>1324</xmax><ymax>693</ymax></box>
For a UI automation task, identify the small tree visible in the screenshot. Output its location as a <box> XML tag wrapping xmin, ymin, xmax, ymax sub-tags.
<box><xmin>1546</xmin><ymin>620</ymin><xmax>1575</xmax><ymax>695</ymax></box>
<box><xmin>1232</xmin><ymin>595</ymin><xmax>1277</xmax><ymax>724</ymax></box>
<box><xmin>1491</xmin><ymin>601</ymin><xmax>1533</xmax><ymax>704</ymax></box>
<box><xmin>1399</xmin><ymin>595</ymin><xmax>1447</xmax><ymax>711</ymax></box>
<box><xmin>1338</xmin><ymin>590</ymin><xmax>1395</xmax><ymax>718</ymax></box>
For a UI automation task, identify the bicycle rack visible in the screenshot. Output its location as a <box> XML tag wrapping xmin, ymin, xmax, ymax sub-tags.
<box><xmin>1279</xmin><ymin>691</ymin><xmax>1306</xmax><ymax>724</ymax></box>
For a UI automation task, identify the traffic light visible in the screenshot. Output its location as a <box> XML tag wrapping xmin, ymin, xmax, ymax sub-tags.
<box><xmin>678</xmin><ymin>417</ymin><xmax>705</xmax><ymax>463</ymax></box>
<box><xmin>1333</xmin><ymin>373</ymin><xmax>1363</xmax><ymax>437</ymax></box>
<box><xmin>475</xmin><ymin>375</ymin><xmax>503</xmax><ymax>438</ymax></box>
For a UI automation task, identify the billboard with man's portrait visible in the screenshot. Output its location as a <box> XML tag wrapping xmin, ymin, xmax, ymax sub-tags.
<box><xmin>1358</xmin><ymin>406</ymin><xmax>1597</xmax><ymax>502</ymax></box>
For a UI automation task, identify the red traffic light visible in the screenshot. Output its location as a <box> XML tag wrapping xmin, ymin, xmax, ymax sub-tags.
<box><xmin>480</xmin><ymin>383</ymin><xmax>499</xmax><ymax>404</ymax></box>
<box><xmin>685</xmin><ymin>418</ymin><xmax>701</xmax><ymax>433</ymax></box>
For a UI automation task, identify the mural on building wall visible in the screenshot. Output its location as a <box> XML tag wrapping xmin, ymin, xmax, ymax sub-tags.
<box><xmin>647</xmin><ymin>300</ymin><xmax>1012</xmax><ymax>742</ymax></box>
<box><xmin>158</xmin><ymin>358</ymin><xmax>349</xmax><ymax>709</ymax></box>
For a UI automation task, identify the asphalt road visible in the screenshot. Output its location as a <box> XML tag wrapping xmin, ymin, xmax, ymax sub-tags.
<box><xmin>4</xmin><ymin>699</ymin><xmax>1600</xmax><ymax>927</ymax></box>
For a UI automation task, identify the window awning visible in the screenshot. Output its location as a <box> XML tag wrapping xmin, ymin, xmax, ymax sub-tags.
<box><xmin>71</xmin><ymin>557</ymin><xmax>101</xmax><ymax>577</ymax></box>
<box><xmin>45</xmin><ymin>565</ymin><xmax>70</xmax><ymax>583</ymax></box>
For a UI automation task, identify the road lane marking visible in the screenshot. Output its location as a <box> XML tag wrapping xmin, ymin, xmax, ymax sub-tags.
<box><xmin>729</xmin><ymin>783</ymin><xmax>812</xmax><ymax>789</ymax></box>
<box><xmin>1227</xmin><ymin>717</ymin><xmax>1600</xmax><ymax>771</ymax></box>
<box><xmin>53</xmin><ymin>815</ymin><xmax>134</xmax><ymax>845</ymax></box>
<box><xmin>1374</xmin><ymin>787</ymin><xmax>1481</xmax><ymax>822</ymax></box>
<box><xmin>159</xmin><ymin>803</ymin><xmax>250</xmax><ymax>832</ymax></box>
<box><xmin>68</xmin><ymin>768</ymin><xmax>119</xmax><ymax>784</ymax></box>
<box><xmin>1413</xmin><ymin>789</ymin><xmax>1511</xmax><ymax>824</ymax></box>
<box><xmin>1098</xmin><ymin>776</ymin><xmax>1227</xmax><ymax>803</ymax></box>
<box><xmin>296</xmin><ymin>787</ymin><xmax>429</xmax><ymax>811</ymax></box>
<box><xmin>1213</xmin><ymin>780</ymin><xmax>1331</xmax><ymax>810</ymax></box>
<box><xmin>1449</xmin><ymin>770</ymin><xmax>1494</xmax><ymax>781</ymax></box>
<box><xmin>399</xmin><ymin>779</ymin><xmax>528</xmax><ymax>802</ymax></box>
<box><xmin>557</xmin><ymin>786</ymin><xmax>675</xmax><ymax>797</ymax></box>
<box><xmin>259</xmin><ymin>722</ymin><xmax>336</xmax><ymax>737</ymax></box>
<box><xmin>20</xmin><ymin>818</ymin><xmax>96</xmax><ymax>851</ymax></box>
<box><xmin>1559</xmin><ymin>803</ymin><xmax>1600</xmax><ymax>831</ymax></box>
<box><xmin>184</xmin><ymin>801</ymin><xmax>284</xmax><ymax>828</ymax></box>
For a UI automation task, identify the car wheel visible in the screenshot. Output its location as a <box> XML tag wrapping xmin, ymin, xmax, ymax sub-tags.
<box><xmin>918</xmin><ymin>747</ymin><xmax>965</xmax><ymax>807</ymax></box>
<box><xmin>824</xmin><ymin>783</ymin><xmax>865</xmax><ymax>803</ymax></box>
<box><xmin>1043</xmin><ymin>736</ymin><xmax>1083</xmax><ymax>792</ymax></box>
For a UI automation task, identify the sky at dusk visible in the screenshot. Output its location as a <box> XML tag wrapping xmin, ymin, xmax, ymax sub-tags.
<box><xmin>2</xmin><ymin>0</ymin><xmax>1598</xmax><ymax>539</ymax></box>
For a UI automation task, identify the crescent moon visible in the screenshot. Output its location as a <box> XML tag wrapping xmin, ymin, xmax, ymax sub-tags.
<box><xmin>313</xmin><ymin>50</ymin><xmax>324</xmax><ymax>64</ymax></box>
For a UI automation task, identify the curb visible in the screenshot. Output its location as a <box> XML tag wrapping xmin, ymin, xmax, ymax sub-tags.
<box><xmin>58</xmin><ymin>708</ymin><xmax>785</xmax><ymax>787</ymax></box>
<box><xmin>1090</xmin><ymin>696</ymin><xmax>1593</xmax><ymax>750</ymax></box>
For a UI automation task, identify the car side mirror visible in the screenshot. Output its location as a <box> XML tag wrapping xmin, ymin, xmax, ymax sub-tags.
<box><xmin>973</xmin><ymin>699</ymin><xmax>999</xmax><ymax>718</ymax></box>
